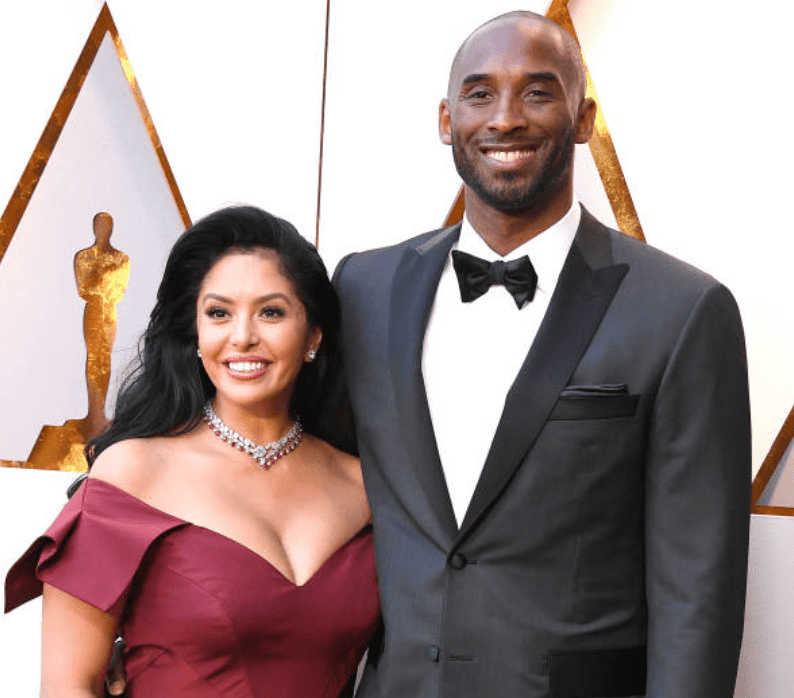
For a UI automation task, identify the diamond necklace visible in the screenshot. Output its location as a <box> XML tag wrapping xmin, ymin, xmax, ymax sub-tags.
<box><xmin>202</xmin><ymin>401</ymin><xmax>303</xmax><ymax>469</ymax></box>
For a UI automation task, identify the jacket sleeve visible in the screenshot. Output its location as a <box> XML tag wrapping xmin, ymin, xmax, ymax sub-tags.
<box><xmin>644</xmin><ymin>282</ymin><xmax>751</xmax><ymax>698</ymax></box>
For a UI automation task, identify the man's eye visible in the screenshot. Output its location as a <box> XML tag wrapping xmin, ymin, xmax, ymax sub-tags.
<box><xmin>462</xmin><ymin>88</ymin><xmax>492</xmax><ymax>102</ymax></box>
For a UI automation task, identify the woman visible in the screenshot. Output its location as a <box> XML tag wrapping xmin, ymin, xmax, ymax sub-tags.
<box><xmin>6</xmin><ymin>206</ymin><xmax>379</xmax><ymax>697</ymax></box>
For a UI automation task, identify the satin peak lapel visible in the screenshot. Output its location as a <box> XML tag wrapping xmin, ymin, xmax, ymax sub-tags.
<box><xmin>389</xmin><ymin>225</ymin><xmax>460</xmax><ymax>543</ymax></box>
<box><xmin>458</xmin><ymin>214</ymin><xmax>629</xmax><ymax>539</ymax></box>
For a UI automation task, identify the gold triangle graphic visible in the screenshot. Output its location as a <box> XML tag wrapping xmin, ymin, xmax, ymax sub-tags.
<box><xmin>445</xmin><ymin>0</ymin><xmax>644</xmax><ymax>243</ymax></box>
<box><xmin>0</xmin><ymin>3</ymin><xmax>189</xmax><ymax>471</ymax></box>
<box><xmin>0</xmin><ymin>3</ymin><xmax>190</xmax><ymax>266</ymax></box>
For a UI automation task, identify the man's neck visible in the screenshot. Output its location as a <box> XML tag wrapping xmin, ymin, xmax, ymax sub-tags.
<box><xmin>464</xmin><ymin>188</ymin><xmax>574</xmax><ymax>256</ymax></box>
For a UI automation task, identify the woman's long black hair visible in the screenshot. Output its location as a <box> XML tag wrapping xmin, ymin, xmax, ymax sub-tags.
<box><xmin>87</xmin><ymin>205</ymin><xmax>352</xmax><ymax>464</ymax></box>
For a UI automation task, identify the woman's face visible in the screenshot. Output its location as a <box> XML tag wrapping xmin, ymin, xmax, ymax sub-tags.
<box><xmin>196</xmin><ymin>250</ymin><xmax>321</xmax><ymax>416</ymax></box>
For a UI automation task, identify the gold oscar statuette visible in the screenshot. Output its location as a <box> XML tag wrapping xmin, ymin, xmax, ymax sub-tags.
<box><xmin>25</xmin><ymin>212</ymin><xmax>130</xmax><ymax>471</ymax></box>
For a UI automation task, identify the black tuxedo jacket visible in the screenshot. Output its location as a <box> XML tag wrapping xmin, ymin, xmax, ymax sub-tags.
<box><xmin>333</xmin><ymin>208</ymin><xmax>750</xmax><ymax>698</ymax></box>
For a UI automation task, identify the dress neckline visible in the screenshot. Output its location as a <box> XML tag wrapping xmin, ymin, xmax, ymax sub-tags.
<box><xmin>81</xmin><ymin>477</ymin><xmax>372</xmax><ymax>588</ymax></box>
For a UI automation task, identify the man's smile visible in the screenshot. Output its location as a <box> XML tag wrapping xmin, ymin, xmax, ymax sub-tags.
<box><xmin>483</xmin><ymin>148</ymin><xmax>537</xmax><ymax>163</ymax></box>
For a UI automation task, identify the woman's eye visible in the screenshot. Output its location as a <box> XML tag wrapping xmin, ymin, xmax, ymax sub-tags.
<box><xmin>207</xmin><ymin>306</ymin><xmax>228</xmax><ymax>319</ymax></box>
<box><xmin>261</xmin><ymin>306</ymin><xmax>285</xmax><ymax>319</ymax></box>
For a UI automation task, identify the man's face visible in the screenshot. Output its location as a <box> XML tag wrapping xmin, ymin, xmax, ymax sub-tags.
<box><xmin>440</xmin><ymin>19</ymin><xmax>594</xmax><ymax>215</ymax></box>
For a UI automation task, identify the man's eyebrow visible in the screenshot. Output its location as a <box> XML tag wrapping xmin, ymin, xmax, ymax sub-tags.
<box><xmin>523</xmin><ymin>71</ymin><xmax>559</xmax><ymax>84</ymax></box>
<box><xmin>461</xmin><ymin>73</ymin><xmax>491</xmax><ymax>87</ymax></box>
<box><xmin>460</xmin><ymin>71</ymin><xmax>560</xmax><ymax>88</ymax></box>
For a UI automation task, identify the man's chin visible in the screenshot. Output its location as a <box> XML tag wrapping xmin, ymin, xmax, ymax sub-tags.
<box><xmin>472</xmin><ymin>184</ymin><xmax>543</xmax><ymax>214</ymax></box>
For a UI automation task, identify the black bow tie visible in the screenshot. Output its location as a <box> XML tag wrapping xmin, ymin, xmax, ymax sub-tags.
<box><xmin>451</xmin><ymin>250</ymin><xmax>538</xmax><ymax>309</ymax></box>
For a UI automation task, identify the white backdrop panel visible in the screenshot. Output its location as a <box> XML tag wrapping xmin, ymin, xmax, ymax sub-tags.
<box><xmin>735</xmin><ymin>515</ymin><xmax>794</xmax><ymax>698</ymax></box>
<box><xmin>108</xmin><ymin>0</ymin><xmax>329</xmax><ymax>236</ymax></box>
<box><xmin>0</xmin><ymin>470</ymin><xmax>80</xmax><ymax>698</ymax></box>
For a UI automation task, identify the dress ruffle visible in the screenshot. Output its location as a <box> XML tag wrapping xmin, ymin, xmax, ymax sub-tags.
<box><xmin>5</xmin><ymin>478</ymin><xmax>186</xmax><ymax>613</ymax></box>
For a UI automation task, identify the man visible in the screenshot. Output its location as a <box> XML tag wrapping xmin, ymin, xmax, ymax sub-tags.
<box><xmin>333</xmin><ymin>11</ymin><xmax>750</xmax><ymax>698</ymax></box>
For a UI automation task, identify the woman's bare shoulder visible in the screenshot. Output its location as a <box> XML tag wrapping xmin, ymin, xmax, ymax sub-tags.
<box><xmin>88</xmin><ymin>438</ymin><xmax>169</xmax><ymax>498</ymax></box>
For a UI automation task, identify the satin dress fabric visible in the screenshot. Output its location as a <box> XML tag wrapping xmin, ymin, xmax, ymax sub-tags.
<box><xmin>5</xmin><ymin>478</ymin><xmax>380</xmax><ymax>698</ymax></box>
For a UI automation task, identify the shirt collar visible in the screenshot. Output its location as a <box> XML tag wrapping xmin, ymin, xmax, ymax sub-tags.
<box><xmin>455</xmin><ymin>202</ymin><xmax>580</xmax><ymax>296</ymax></box>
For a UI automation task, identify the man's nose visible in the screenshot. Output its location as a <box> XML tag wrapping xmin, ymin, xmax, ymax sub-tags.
<box><xmin>488</xmin><ymin>94</ymin><xmax>528</xmax><ymax>132</ymax></box>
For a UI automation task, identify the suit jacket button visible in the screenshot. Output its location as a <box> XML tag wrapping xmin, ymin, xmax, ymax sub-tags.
<box><xmin>427</xmin><ymin>645</ymin><xmax>440</xmax><ymax>662</ymax></box>
<box><xmin>449</xmin><ymin>553</ymin><xmax>467</xmax><ymax>570</ymax></box>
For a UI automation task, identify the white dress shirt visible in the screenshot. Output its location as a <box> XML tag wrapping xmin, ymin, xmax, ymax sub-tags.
<box><xmin>422</xmin><ymin>203</ymin><xmax>581</xmax><ymax>525</ymax></box>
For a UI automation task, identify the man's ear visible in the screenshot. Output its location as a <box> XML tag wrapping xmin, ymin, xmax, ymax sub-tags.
<box><xmin>439</xmin><ymin>99</ymin><xmax>452</xmax><ymax>145</ymax></box>
<box><xmin>574</xmin><ymin>97</ymin><xmax>597</xmax><ymax>144</ymax></box>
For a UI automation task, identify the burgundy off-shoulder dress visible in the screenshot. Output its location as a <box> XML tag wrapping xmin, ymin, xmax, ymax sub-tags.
<box><xmin>5</xmin><ymin>478</ymin><xmax>380</xmax><ymax>697</ymax></box>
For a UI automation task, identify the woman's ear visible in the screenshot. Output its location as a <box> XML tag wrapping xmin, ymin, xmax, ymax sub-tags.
<box><xmin>305</xmin><ymin>327</ymin><xmax>322</xmax><ymax>361</ymax></box>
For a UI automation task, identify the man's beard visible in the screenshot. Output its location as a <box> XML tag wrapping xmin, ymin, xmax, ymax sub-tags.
<box><xmin>451</xmin><ymin>126</ymin><xmax>576</xmax><ymax>214</ymax></box>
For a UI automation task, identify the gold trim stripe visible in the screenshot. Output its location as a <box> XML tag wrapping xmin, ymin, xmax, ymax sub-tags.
<box><xmin>0</xmin><ymin>3</ymin><xmax>190</xmax><ymax>266</ymax></box>
<box><xmin>753</xmin><ymin>505</ymin><xmax>794</xmax><ymax>518</ymax></box>
<box><xmin>752</xmin><ymin>405</ymin><xmax>794</xmax><ymax>514</ymax></box>
<box><xmin>443</xmin><ymin>189</ymin><xmax>466</xmax><ymax>228</ymax></box>
<box><xmin>315</xmin><ymin>0</ymin><xmax>332</xmax><ymax>248</ymax></box>
<box><xmin>546</xmin><ymin>0</ymin><xmax>644</xmax><ymax>241</ymax></box>
<box><xmin>108</xmin><ymin>8</ymin><xmax>190</xmax><ymax>230</ymax></box>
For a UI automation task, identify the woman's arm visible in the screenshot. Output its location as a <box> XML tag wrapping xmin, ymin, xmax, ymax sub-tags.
<box><xmin>41</xmin><ymin>583</ymin><xmax>121</xmax><ymax>698</ymax></box>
